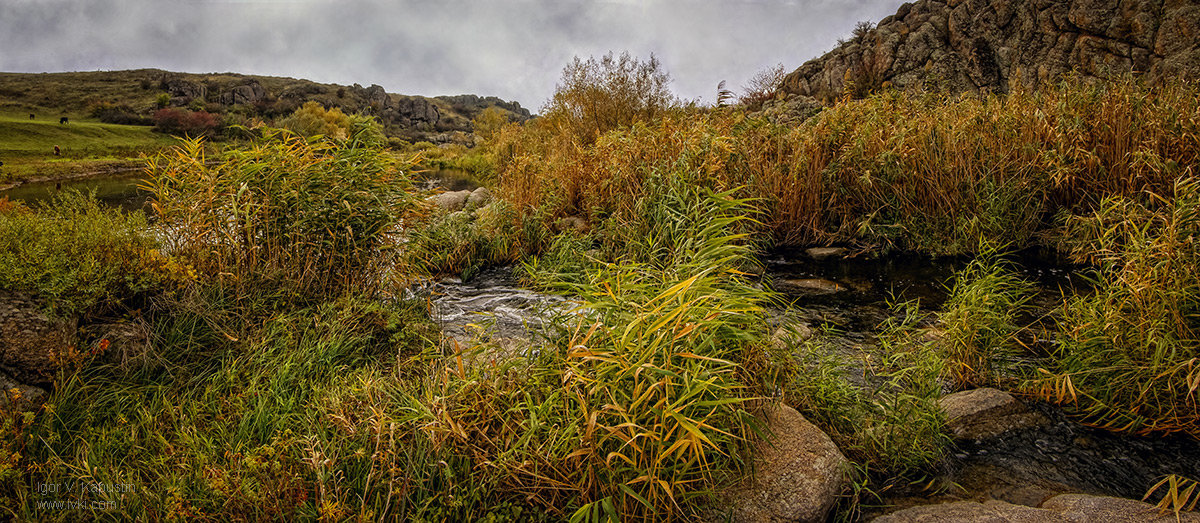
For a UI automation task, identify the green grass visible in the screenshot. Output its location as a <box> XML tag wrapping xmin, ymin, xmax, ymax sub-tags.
<box><xmin>0</xmin><ymin>113</ymin><xmax>174</xmax><ymax>183</ymax></box>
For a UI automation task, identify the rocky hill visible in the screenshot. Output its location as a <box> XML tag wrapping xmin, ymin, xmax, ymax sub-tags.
<box><xmin>775</xmin><ymin>0</ymin><xmax>1200</xmax><ymax>104</ymax></box>
<box><xmin>0</xmin><ymin>69</ymin><xmax>532</xmax><ymax>143</ymax></box>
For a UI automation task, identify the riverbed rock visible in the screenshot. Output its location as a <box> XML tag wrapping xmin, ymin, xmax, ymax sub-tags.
<box><xmin>727</xmin><ymin>403</ymin><xmax>848</xmax><ymax>522</ymax></box>
<box><xmin>940</xmin><ymin>388</ymin><xmax>1049</xmax><ymax>440</ymax></box>
<box><xmin>872</xmin><ymin>494</ymin><xmax>1199</xmax><ymax>522</ymax></box>
<box><xmin>805</xmin><ymin>247</ymin><xmax>848</xmax><ymax>260</ymax></box>
<box><xmin>0</xmin><ymin>369</ymin><xmax>47</xmax><ymax>412</ymax></box>
<box><xmin>428</xmin><ymin>190</ymin><xmax>472</xmax><ymax>212</ymax></box>
<box><xmin>0</xmin><ymin>292</ymin><xmax>77</xmax><ymax>385</ymax></box>
<box><xmin>465</xmin><ymin>187</ymin><xmax>492</xmax><ymax>211</ymax></box>
<box><xmin>1041</xmin><ymin>493</ymin><xmax>1200</xmax><ymax>522</ymax></box>
<box><xmin>777</xmin><ymin>278</ymin><xmax>846</xmax><ymax>295</ymax></box>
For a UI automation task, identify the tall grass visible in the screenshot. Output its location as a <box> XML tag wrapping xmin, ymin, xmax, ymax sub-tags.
<box><xmin>403</xmin><ymin>181</ymin><xmax>775</xmax><ymax>520</ymax></box>
<box><xmin>937</xmin><ymin>251</ymin><xmax>1036</xmax><ymax>389</ymax></box>
<box><xmin>144</xmin><ymin>121</ymin><xmax>417</xmax><ymax>309</ymax></box>
<box><xmin>784</xmin><ymin>301</ymin><xmax>949</xmax><ymax>518</ymax></box>
<box><xmin>3</xmin><ymin>297</ymin><xmax>440</xmax><ymax>521</ymax></box>
<box><xmin>492</xmin><ymin>76</ymin><xmax>1200</xmax><ymax>255</ymax></box>
<box><xmin>1031</xmin><ymin>176</ymin><xmax>1200</xmax><ymax>436</ymax></box>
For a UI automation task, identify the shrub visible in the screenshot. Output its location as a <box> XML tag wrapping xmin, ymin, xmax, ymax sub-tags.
<box><xmin>278</xmin><ymin>101</ymin><xmax>353</xmax><ymax>140</ymax></box>
<box><xmin>738</xmin><ymin>63</ymin><xmax>785</xmax><ymax>110</ymax></box>
<box><xmin>0</xmin><ymin>192</ymin><xmax>184</xmax><ymax>317</ymax></box>
<box><xmin>143</xmin><ymin>122</ymin><xmax>417</xmax><ymax>309</ymax></box>
<box><xmin>152</xmin><ymin>108</ymin><xmax>221</xmax><ymax>137</ymax></box>
<box><xmin>90</xmin><ymin>102</ymin><xmax>154</xmax><ymax>125</ymax></box>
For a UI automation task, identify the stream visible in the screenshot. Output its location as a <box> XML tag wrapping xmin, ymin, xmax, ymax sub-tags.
<box><xmin>9</xmin><ymin>171</ymin><xmax>1200</xmax><ymax>513</ymax></box>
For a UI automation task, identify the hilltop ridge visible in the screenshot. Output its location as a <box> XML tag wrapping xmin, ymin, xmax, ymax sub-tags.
<box><xmin>0</xmin><ymin>69</ymin><xmax>532</xmax><ymax>143</ymax></box>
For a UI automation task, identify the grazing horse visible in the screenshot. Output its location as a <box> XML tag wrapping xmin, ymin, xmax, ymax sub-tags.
<box><xmin>59</xmin><ymin>117</ymin><xmax>69</xmax><ymax>124</ymax></box>
<box><xmin>29</xmin><ymin>114</ymin><xmax>35</xmax><ymax>120</ymax></box>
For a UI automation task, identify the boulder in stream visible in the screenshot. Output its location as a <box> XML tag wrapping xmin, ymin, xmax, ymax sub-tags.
<box><xmin>776</xmin><ymin>278</ymin><xmax>846</xmax><ymax>295</ymax></box>
<box><xmin>427</xmin><ymin>190</ymin><xmax>472</xmax><ymax>212</ymax></box>
<box><xmin>726</xmin><ymin>403</ymin><xmax>848</xmax><ymax>522</ymax></box>
<box><xmin>464</xmin><ymin>187</ymin><xmax>492</xmax><ymax>211</ymax></box>
<box><xmin>940</xmin><ymin>388</ymin><xmax>1049</xmax><ymax>441</ymax></box>
<box><xmin>805</xmin><ymin>247</ymin><xmax>847</xmax><ymax>260</ymax></box>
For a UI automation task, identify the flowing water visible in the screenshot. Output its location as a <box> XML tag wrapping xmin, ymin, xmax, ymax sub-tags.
<box><xmin>420</xmin><ymin>248</ymin><xmax>1200</xmax><ymax>510</ymax></box>
<box><xmin>10</xmin><ymin>171</ymin><xmax>1199</xmax><ymax>509</ymax></box>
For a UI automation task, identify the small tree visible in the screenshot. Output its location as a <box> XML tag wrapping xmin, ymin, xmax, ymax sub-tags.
<box><xmin>543</xmin><ymin>51</ymin><xmax>677</xmax><ymax>143</ymax></box>
<box><xmin>739</xmin><ymin>63</ymin><xmax>786</xmax><ymax>110</ymax></box>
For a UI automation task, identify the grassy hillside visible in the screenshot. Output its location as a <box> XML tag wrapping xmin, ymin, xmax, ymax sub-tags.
<box><xmin>0</xmin><ymin>112</ymin><xmax>174</xmax><ymax>184</ymax></box>
<box><xmin>0</xmin><ymin>69</ymin><xmax>531</xmax><ymax>143</ymax></box>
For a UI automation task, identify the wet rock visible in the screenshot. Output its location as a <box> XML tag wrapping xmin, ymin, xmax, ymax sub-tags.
<box><xmin>1</xmin><ymin>370</ymin><xmax>47</xmax><ymax>412</ymax></box>
<box><xmin>777</xmin><ymin>278</ymin><xmax>846</xmax><ymax>295</ymax></box>
<box><xmin>0</xmin><ymin>292</ymin><xmax>77</xmax><ymax>385</ymax></box>
<box><xmin>872</xmin><ymin>494</ymin><xmax>1198</xmax><ymax>522</ymax></box>
<box><xmin>940</xmin><ymin>388</ymin><xmax>1049</xmax><ymax>440</ymax></box>
<box><xmin>805</xmin><ymin>247</ymin><xmax>847</xmax><ymax>260</ymax></box>
<box><xmin>427</xmin><ymin>190</ymin><xmax>472</xmax><ymax>212</ymax></box>
<box><xmin>465</xmin><ymin>187</ymin><xmax>492</xmax><ymax>211</ymax></box>
<box><xmin>727</xmin><ymin>403</ymin><xmax>848</xmax><ymax>522</ymax></box>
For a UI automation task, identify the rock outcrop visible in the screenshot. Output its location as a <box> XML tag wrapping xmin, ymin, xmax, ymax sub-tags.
<box><xmin>727</xmin><ymin>404</ymin><xmax>848</xmax><ymax>522</ymax></box>
<box><xmin>220</xmin><ymin>80</ymin><xmax>267</xmax><ymax>106</ymax></box>
<box><xmin>872</xmin><ymin>493</ymin><xmax>1200</xmax><ymax>522</ymax></box>
<box><xmin>779</xmin><ymin>0</ymin><xmax>1200</xmax><ymax>102</ymax></box>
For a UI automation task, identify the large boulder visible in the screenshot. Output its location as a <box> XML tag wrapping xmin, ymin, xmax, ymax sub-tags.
<box><xmin>939</xmin><ymin>388</ymin><xmax>1049</xmax><ymax>440</ymax></box>
<box><xmin>464</xmin><ymin>187</ymin><xmax>492</xmax><ymax>211</ymax></box>
<box><xmin>428</xmin><ymin>190</ymin><xmax>472</xmax><ymax>212</ymax></box>
<box><xmin>727</xmin><ymin>404</ymin><xmax>848</xmax><ymax>522</ymax></box>
<box><xmin>0</xmin><ymin>292</ymin><xmax>76</xmax><ymax>385</ymax></box>
<box><xmin>872</xmin><ymin>494</ymin><xmax>1200</xmax><ymax>522</ymax></box>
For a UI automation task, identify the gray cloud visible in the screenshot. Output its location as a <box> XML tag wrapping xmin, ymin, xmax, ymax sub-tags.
<box><xmin>0</xmin><ymin>0</ymin><xmax>906</xmax><ymax>111</ymax></box>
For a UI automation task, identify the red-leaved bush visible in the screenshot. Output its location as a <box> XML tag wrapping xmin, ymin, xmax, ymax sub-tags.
<box><xmin>153</xmin><ymin>108</ymin><xmax>220</xmax><ymax>137</ymax></box>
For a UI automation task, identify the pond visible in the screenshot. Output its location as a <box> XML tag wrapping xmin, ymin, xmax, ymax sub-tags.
<box><xmin>0</xmin><ymin>173</ymin><xmax>151</xmax><ymax>213</ymax></box>
<box><xmin>0</xmin><ymin>168</ymin><xmax>477</xmax><ymax>213</ymax></box>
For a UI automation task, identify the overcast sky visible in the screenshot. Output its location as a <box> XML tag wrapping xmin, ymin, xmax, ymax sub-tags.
<box><xmin>0</xmin><ymin>0</ymin><xmax>906</xmax><ymax>111</ymax></box>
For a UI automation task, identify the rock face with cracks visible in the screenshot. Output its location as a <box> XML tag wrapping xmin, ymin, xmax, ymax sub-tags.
<box><xmin>778</xmin><ymin>0</ymin><xmax>1200</xmax><ymax>104</ymax></box>
<box><xmin>727</xmin><ymin>404</ymin><xmax>848</xmax><ymax>522</ymax></box>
